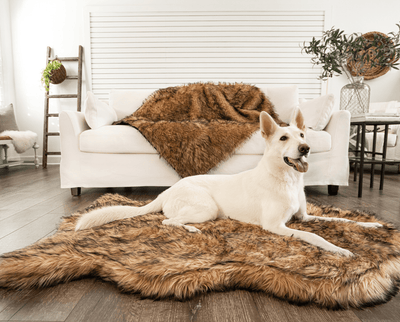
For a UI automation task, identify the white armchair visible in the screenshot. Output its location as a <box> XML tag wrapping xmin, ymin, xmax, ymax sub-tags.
<box><xmin>365</xmin><ymin>101</ymin><xmax>400</xmax><ymax>171</ymax></box>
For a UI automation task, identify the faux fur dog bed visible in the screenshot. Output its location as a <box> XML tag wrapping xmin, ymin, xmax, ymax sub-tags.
<box><xmin>114</xmin><ymin>83</ymin><xmax>283</xmax><ymax>177</ymax></box>
<box><xmin>1</xmin><ymin>193</ymin><xmax>400</xmax><ymax>310</ymax></box>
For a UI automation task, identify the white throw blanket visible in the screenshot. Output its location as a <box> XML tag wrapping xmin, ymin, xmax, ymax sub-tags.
<box><xmin>0</xmin><ymin>130</ymin><xmax>37</xmax><ymax>153</ymax></box>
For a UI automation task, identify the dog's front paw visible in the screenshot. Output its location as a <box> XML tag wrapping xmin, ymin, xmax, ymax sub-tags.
<box><xmin>333</xmin><ymin>247</ymin><xmax>354</xmax><ymax>257</ymax></box>
<box><xmin>185</xmin><ymin>225</ymin><xmax>201</xmax><ymax>233</ymax></box>
<box><xmin>359</xmin><ymin>222</ymin><xmax>383</xmax><ymax>228</ymax></box>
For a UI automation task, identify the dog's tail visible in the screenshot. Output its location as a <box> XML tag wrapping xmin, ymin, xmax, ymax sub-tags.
<box><xmin>75</xmin><ymin>197</ymin><xmax>163</xmax><ymax>231</ymax></box>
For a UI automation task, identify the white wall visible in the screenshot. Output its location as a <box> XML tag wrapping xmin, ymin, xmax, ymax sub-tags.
<box><xmin>9</xmin><ymin>0</ymin><xmax>85</xmax><ymax>164</ymax></box>
<box><xmin>8</xmin><ymin>0</ymin><xmax>400</xmax><ymax>164</ymax></box>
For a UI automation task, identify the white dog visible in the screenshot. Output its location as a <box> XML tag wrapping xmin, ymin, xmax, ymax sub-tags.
<box><xmin>76</xmin><ymin>109</ymin><xmax>382</xmax><ymax>256</ymax></box>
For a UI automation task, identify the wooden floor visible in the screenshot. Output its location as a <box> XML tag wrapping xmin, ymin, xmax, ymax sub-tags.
<box><xmin>0</xmin><ymin>165</ymin><xmax>399</xmax><ymax>322</ymax></box>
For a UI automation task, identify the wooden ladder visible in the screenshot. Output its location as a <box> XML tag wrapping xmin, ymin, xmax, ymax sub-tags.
<box><xmin>42</xmin><ymin>45</ymin><xmax>83</xmax><ymax>168</ymax></box>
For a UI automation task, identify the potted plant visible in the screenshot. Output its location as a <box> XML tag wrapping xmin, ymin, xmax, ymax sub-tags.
<box><xmin>302</xmin><ymin>25</ymin><xmax>400</xmax><ymax>114</ymax></box>
<box><xmin>41</xmin><ymin>59</ymin><xmax>67</xmax><ymax>91</ymax></box>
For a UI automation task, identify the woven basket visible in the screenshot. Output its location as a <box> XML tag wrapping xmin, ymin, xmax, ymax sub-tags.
<box><xmin>347</xmin><ymin>31</ymin><xmax>398</xmax><ymax>80</ymax></box>
<box><xmin>50</xmin><ymin>61</ymin><xmax>67</xmax><ymax>84</ymax></box>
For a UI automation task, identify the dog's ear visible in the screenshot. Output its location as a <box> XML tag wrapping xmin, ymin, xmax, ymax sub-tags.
<box><xmin>290</xmin><ymin>108</ymin><xmax>306</xmax><ymax>131</ymax></box>
<box><xmin>260</xmin><ymin>111</ymin><xmax>278</xmax><ymax>139</ymax></box>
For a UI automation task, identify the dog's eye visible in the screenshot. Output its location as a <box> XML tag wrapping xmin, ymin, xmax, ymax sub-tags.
<box><xmin>280</xmin><ymin>136</ymin><xmax>288</xmax><ymax>141</ymax></box>
<box><xmin>300</xmin><ymin>133</ymin><xmax>304</xmax><ymax>138</ymax></box>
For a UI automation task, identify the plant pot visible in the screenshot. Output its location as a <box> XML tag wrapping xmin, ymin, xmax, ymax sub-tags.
<box><xmin>50</xmin><ymin>62</ymin><xmax>67</xmax><ymax>85</ymax></box>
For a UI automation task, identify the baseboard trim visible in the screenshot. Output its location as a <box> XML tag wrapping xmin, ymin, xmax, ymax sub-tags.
<box><xmin>19</xmin><ymin>155</ymin><xmax>61</xmax><ymax>165</ymax></box>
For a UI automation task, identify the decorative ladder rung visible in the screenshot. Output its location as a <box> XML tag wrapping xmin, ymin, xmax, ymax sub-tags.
<box><xmin>42</xmin><ymin>45</ymin><xmax>83</xmax><ymax>169</ymax></box>
<box><xmin>56</xmin><ymin>57</ymin><xmax>79</xmax><ymax>62</ymax></box>
<box><xmin>47</xmin><ymin>94</ymin><xmax>78</xmax><ymax>99</ymax></box>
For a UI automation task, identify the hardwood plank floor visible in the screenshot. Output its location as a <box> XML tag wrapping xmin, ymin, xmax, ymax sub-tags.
<box><xmin>0</xmin><ymin>164</ymin><xmax>399</xmax><ymax>322</ymax></box>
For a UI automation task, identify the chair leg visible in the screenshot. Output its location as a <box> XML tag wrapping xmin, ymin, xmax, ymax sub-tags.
<box><xmin>33</xmin><ymin>143</ymin><xmax>39</xmax><ymax>168</ymax></box>
<box><xmin>328</xmin><ymin>185</ymin><xmax>339</xmax><ymax>196</ymax></box>
<box><xmin>71</xmin><ymin>187</ymin><xmax>81</xmax><ymax>196</ymax></box>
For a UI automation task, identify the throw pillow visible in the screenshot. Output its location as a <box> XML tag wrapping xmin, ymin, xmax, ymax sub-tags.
<box><xmin>0</xmin><ymin>103</ymin><xmax>19</xmax><ymax>132</ymax></box>
<box><xmin>260</xmin><ymin>85</ymin><xmax>299</xmax><ymax>124</ymax></box>
<box><xmin>109</xmin><ymin>89</ymin><xmax>155</xmax><ymax>120</ymax></box>
<box><xmin>84</xmin><ymin>92</ymin><xmax>117</xmax><ymax>129</ymax></box>
<box><xmin>299</xmin><ymin>94</ymin><xmax>335</xmax><ymax>131</ymax></box>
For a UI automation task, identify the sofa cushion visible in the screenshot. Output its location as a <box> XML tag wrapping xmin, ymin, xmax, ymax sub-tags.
<box><xmin>109</xmin><ymin>89</ymin><xmax>155</xmax><ymax>120</ymax></box>
<box><xmin>299</xmin><ymin>94</ymin><xmax>335</xmax><ymax>131</ymax></box>
<box><xmin>80</xmin><ymin>126</ymin><xmax>331</xmax><ymax>155</ymax></box>
<box><xmin>109</xmin><ymin>85</ymin><xmax>299</xmax><ymax>125</ymax></box>
<box><xmin>259</xmin><ymin>85</ymin><xmax>298</xmax><ymax>124</ymax></box>
<box><xmin>79</xmin><ymin>125</ymin><xmax>157</xmax><ymax>154</ymax></box>
<box><xmin>84</xmin><ymin>92</ymin><xmax>117</xmax><ymax>129</ymax></box>
<box><xmin>235</xmin><ymin>128</ymin><xmax>331</xmax><ymax>155</ymax></box>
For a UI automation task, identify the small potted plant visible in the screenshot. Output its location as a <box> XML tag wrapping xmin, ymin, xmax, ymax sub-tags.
<box><xmin>41</xmin><ymin>60</ymin><xmax>67</xmax><ymax>91</ymax></box>
<box><xmin>302</xmin><ymin>25</ymin><xmax>400</xmax><ymax>114</ymax></box>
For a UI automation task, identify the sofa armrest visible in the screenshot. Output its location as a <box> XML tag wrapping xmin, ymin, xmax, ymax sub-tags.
<box><xmin>323</xmin><ymin>110</ymin><xmax>351</xmax><ymax>154</ymax></box>
<box><xmin>60</xmin><ymin>111</ymin><xmax>89</xmax><ymax>159</ymax></box>
<box><xmin>59</xmin><ymin>111</ymin><xmax>90</xmax><ymax>189</ymax></box>
<box><xmin>391</xmin><ymin>125</ymin><xmax>400</xmax><ymax>159</ymax></box>
<box><xmin>60</xmin><ymin>111</ymin><xmax>89</xmax><ymax>137</ymax></box>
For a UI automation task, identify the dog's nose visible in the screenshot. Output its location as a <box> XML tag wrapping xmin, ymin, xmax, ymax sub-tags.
<box><xmin>298</xmin><ymin>144</ymin><xmax>310</xmax><ymax>155</ymax></box>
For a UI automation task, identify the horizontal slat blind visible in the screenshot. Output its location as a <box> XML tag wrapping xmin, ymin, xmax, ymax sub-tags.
<box><xmin>88</xmin><ymin>11</ymin><xmax>324</xmax><ymax>100</ymax></box>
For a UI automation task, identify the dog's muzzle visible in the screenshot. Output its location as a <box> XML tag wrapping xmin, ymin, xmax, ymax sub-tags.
<box><xmin>284</xmin><ymin>144</ymin><xmax>310</xmax><ymax>173</ymax></box>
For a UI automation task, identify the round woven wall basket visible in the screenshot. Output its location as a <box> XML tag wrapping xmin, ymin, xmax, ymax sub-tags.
<box><xmin>50</xmin><ymin>61</ymin><xmax>67</xmax><ymax>85</ymax></box>
<box><xmin>347</xmin><ymin>31</ymin><xmax>398</xmax><ymax>80</ymax></box>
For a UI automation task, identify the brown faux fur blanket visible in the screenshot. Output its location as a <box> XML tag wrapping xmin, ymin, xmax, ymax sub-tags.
<box><xmin>1</xmin><ymin>193</ymin><xmax>400</xmax><ymax>309</ymax></box>
<box><xmin>115</xmin><ymin>83</ymin><xmax>282</xmax><ymax>177</ymax></box>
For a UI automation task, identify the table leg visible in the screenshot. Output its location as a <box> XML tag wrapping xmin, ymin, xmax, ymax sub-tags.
<box><xmin>354</xmin><ymin>125</ymin><xmax>360</xmax><ymax>182</ymax></box>
<box><xmin>370</xmin><ymin>125</ymin><xmax>377</xmax><ymax>188</ymax></box>
<box><xmin>358</xmin><ymin>124</ymin><xmax>366</xmax><ymax>198</ymax></box>
<box><xmin>379</xmin><ymin>125</ymin><xmax>389</xmax><ymax>190</ymax></box>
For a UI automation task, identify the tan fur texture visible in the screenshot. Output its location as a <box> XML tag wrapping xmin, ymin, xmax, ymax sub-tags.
<box><xmin>114</xmin><ymin>83</ymin><xmax>282</xmax><ymax>177</ymax></box>
<box><xmin>1</xmin><ymin>194</ymin><xmax>400</xmax><ymax>309</ymax></box>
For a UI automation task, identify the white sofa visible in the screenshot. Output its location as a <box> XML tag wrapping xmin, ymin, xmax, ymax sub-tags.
<box><xmin>59</xmin><ymin>85</ymin><xmax>351</xmax><ymax>196</ymax></box>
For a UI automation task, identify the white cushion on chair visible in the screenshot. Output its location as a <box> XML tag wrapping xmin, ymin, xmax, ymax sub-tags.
<box><xmin>365</xmin><ymin>132</ymin><xmax>397</xmax><ymax>149</ymax></box>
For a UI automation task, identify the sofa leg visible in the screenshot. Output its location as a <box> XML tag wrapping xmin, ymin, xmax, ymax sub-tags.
<box><xmin>71</xmin><ymin>187</ymin><xmax>81</xmax><ymax>196</ymax></box>
<box><xmin>328</xmin><ymin>185</ymin><xmax>339</xmax><ymax>196</ymax></box>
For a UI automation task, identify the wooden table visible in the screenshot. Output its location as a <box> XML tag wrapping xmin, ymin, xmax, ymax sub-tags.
<box><xmin>350</xmin><ymin>116</ymin><xmax>400</xmax><ymax>197</ymax></box>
